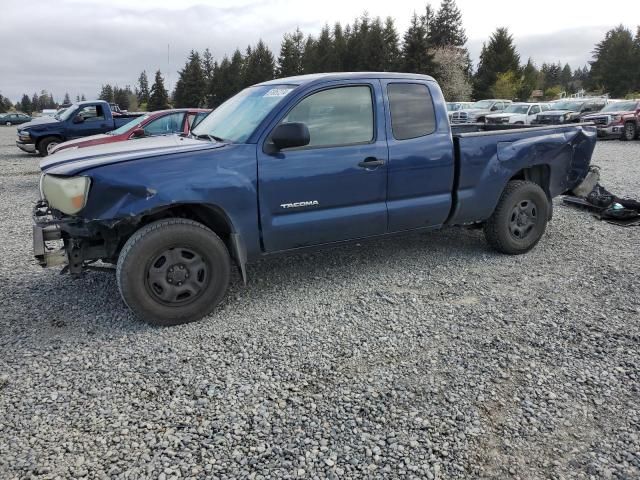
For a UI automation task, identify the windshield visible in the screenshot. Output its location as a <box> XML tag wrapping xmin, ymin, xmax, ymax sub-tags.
<box><xmin>504</xmin><ymin>104</ymin><xmax>531</xmax><ymax>114</ymax></box>
<box><xmin>57</xmin><ymin>104</ymin><xmax>79</xmax><ymax>121</ymax></box>
<box><xmin>108</xmin><ymin>115</ymin><xmax>149</xmax><ymax>135</ymax></box>
<box><xmin>447</xmin><ymin>103</ymin><xmax>459</xmax><ymax>111</ymax></box>
<box><xmin>601</xmin><ymin>101</ymin><xmax>638</xmax><ymax>112</ymax></box>
<box><xmin>470</xmin><ymin>100</ymin><xmax>493</xmax><ymax>109</ymax></box>
<box><xmin>192</xmin><ymin>85</ymin><xmax>297</xmax><ymax>142</ymax></box>
<box><xmin>552</xmin><ymin>101</ymin><xmax>584</xmax><ymax>111</ymax></box>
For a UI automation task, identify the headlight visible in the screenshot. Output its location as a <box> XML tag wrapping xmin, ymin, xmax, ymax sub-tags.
<box><xmin>18</xmin><ymin>130</ymin><xmax>30</xmax><ymax>139</ymax></box>
<box><xmin>612</xmin><ymin>115</ymin><xmax>622</xmax><ymax>123</ymax></box>
<box><xmin>40</xmin><ymin>174</ymin><xmax>91</xmax><ymax>215</ymax></box>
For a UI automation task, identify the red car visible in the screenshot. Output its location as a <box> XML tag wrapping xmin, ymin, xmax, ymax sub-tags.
<box><xmin>50</xmin><ymin>108</ymin><xmax>211</xmax><ymax>154</ymax></box>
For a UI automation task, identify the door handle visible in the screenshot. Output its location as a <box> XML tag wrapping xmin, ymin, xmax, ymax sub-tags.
<box><xmin>358</xmin><ymin>157</ymin><xmax>384</xmax><ymax>168</ymax></box>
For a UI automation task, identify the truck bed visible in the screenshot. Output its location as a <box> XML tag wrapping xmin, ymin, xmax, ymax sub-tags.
<box><xmin>447</xmin><ymin>123</ymin><xmax>596</xmax><ymax>225</ymax></box>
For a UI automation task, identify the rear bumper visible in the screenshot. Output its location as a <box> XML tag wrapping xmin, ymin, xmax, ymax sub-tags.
<box><xmin>16</xmin><ymin>140</ymin><xmax>37</xmax><ymax>153</ymax></box>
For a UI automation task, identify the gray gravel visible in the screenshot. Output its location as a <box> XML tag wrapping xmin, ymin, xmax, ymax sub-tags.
<box><xmin>0</xmin><ymin>125</ymin><xmax>639</xmax><ymax>479</ymax></box>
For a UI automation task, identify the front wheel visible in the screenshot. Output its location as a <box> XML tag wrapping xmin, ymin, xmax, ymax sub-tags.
<box><xmin>116</xmin><ymin>218</ymin><xmax>231</xmax><ymax>326</ymax></box>
<box><xmin>484</xmin><ymin>180</ymin><xmax>549</xmax><ymax>255</ymax></box>
<box><xmin>622</xmin><ymin>122</ymin><xmax>636</xmax><ymax>141</ymax></box>
<box><xmin>5</xmin><ymin>121</ymin><xmax>11</xmax><ymax>126</ymax></box>
<box><xmin>37</xmin><ymin>136</ymin><xmax>61</xmax><ymax>157</ymax></box>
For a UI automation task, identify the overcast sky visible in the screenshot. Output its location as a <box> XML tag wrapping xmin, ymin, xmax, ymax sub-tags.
<box><xmin>1</xmin><ymin>0</ymin><xmax>638</xmax><ymax>103</ymax></box>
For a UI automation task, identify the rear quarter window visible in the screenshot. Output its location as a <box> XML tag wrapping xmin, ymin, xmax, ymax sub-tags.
<box><xmin>387</xmin><ymin>83</ymin><xmax>436</xmax><ymax>140</ymax></box>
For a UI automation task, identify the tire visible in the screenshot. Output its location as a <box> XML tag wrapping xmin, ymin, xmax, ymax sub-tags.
<box><xmin>116</xmin><ymin>218</ymin><xmax>231</xmax><ymax>326</ymax></box>
<box><xmin>37</xmin><ymin>136</ymin><xmax>61</xmax><ymax>157</ymax></box>
<box><xmin>484</xmin><ymin>180</ymin><xmax>549</xmax><ymax>255</ymax></box>
<box><xmin>622</xmin><ymin>122</ymin><xmax>636</xmax><ymax>141</ymax></box>
<box><xmin>5</xmin><ymin>121</ymin><xmax>12</xmax><ymax>126</ymax></box>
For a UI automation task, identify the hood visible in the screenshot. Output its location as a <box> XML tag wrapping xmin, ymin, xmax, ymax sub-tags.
<box><xmin>52</xmin><ymin>134</ymin><xmax>111</xmax><ymax>153</ymax></box>
<box><xmin>459</xmin><ymin>108</ymin><xmax>489</xmax><ymax>115</ymax></box>
<box><xmin>543</xmin><ymin>110</ymin><xmax>578</xmax><ymax>116</ymax></box>
<box><xmin>582</xmin><ymin>110</ymin><xmax>630</xmax><ymax>118</ymax></box>
<box><xmin>18</xmin><ymin>116</ymin><xmax>60</xmax><ymax>130</ymax></box>
<box><xmin>41</xmin><ymin>135</ymin><xmax>227</xmax><ymax>175</ymax></box>
<box><xmin>486</xmin><ymin>112</ymin><xmax>521</xmax><ymax>119</ymax></box>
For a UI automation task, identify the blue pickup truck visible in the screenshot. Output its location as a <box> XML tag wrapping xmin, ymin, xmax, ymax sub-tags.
<box><xmin>16</xmin><ymin>100</ymin><xmax>141</xmax><ymax>156</ymax></box>
<box><xmin>33</xmin><ymin>72</ymin><xmax>596</xmax><ymax>325</ymax></box>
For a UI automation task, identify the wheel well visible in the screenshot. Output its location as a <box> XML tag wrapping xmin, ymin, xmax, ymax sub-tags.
<box><xmin>37</xmin><ymin>135</ymin><xmax>63</xmax><ymax>148</ymax></box>
<box><xmin>509</xmin><ymin>165</ymin><xmax>552</xmax><ymax>219</ymax></box>
<box><xmin>509</xmin><ymin>165</ymin><xmax>550</xmax><ymax>197</ymax></box>
<box><xmin>135</xmin><ymin>204</ymin><xmax>233</xmax><ymax>245</ymax></box>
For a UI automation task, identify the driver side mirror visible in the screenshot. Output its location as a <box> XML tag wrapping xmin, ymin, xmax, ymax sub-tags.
<box><xmin>490</xmin><ymin>106</ymin><xmax>499</xmax><ymax>111</ymax></box>
<box><xmin>271</xmin><ymin>122</ymin><xmax>310</xmax><ymax>150</ymax></box>
<box><xmin>73</xmin><ymin>115</ymin><xmax>85</xmax><ymax>124</ymax></box>
<box><xmin>130</xmin><ymin>127</ymin><xmax>145</xmax><ymax>138</ymax></box>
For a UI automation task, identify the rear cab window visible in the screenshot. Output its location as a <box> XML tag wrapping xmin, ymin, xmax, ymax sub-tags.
<box><xmin>387</xmin><ymin>83</ymin><xmax>436</xmax><ymax>140</ymax></box>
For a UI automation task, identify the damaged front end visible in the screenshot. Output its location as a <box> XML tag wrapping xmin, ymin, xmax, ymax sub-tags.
<box><xmin>33</xmin><ymin>200</ymin><xmax>124</xmax><ymax>274</ymax></box>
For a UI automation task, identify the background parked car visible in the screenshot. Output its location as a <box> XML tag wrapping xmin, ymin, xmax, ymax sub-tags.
<box><xmin>582</xmin><ymin>99</ymin><xmax>640</xmax><ymax>140</ymax></box>
<box><xmin>446</xmin><ymin>102</ymin><xmax>473</xmax><ymax>122</ymax></box>
<box><xmin>50</xmin><ymin>108</ymin><xmax>211</xmax><ymax>154</ymax></box>
<box><xmin>2</xmin><ymin>112</ymin><xmax>32</xmax><ymax>125</ymax></box>
<box><xmin>449</xmin><ymin>99</ymin><xmax>512</xmax><ymax>124</ymax></box>
<box><xmin>485</xmin><ymin>103</ymin><xmax>551</xmax><ymax>125</ymax></box>
<box><xmin>532</xmin><ymin>98</ymin><xmax>607</xmax><ymax>125</ymax></box>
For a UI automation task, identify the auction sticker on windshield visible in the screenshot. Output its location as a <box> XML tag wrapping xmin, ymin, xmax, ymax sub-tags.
<box><xmin>264</xmin><ymin>88</ymin><xmax>293</xmax><ymax>97</ymax></box>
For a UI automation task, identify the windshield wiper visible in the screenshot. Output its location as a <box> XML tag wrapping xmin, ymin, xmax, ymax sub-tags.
<box><xmin>195</xmin><ymin>133</ymin><xmax>229</xmax><ymax>143</ymax></box>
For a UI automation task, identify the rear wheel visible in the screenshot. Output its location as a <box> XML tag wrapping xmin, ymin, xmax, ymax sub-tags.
<box><xmin>37</xmin><ymin>136</ymin><xmax>61</xmax><ymax>156</ymax></box>
<box><xmin>622</xmin><ymin>122</ymin><xmax>636</xmax><ymax>141</ymax></box>
<box><xmin>484</xmin><ymin>180</ymin><xmax>549</xmax><ymax>254</ymax></box>
<box><xmin>116</xmin><ymin>218</ymin><xmax>231</xmax><ymax>326</ymax></box>
<box><xmin>5</xmin><ymin>121</ymin><xmax>11</xmax><ymax>126</ymax></box>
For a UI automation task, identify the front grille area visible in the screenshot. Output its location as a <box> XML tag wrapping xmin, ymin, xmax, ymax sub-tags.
<box><xmin>590</xmin><ymin>116</ymin><xmax>609</xmax><ymax>126</ymax></box>
<box><xmin>450</xmin><ymin>111</ymin><xmax>470</xmax><ymax>124</ymax></box>
<box><xmin>487</xmin><ymin>117</ymin><xmax>509</xmax><ymax>124</ymax></box>
<box><xmin>534</xmin><ymin>116</ymin><xmax>557</xmax><ymax>124</ymax></box>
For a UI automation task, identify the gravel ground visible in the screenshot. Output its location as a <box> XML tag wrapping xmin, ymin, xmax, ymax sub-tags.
<box><xmin>0</xmin><ymin>126</ymin><xmax>638</xmax><ymax>480</ymax></box>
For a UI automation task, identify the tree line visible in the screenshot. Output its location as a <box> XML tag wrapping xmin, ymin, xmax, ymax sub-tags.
<box><xmin>3</xmin><ymin>0</ymin><xmax>639</xmax><ymax>115</ymax></box>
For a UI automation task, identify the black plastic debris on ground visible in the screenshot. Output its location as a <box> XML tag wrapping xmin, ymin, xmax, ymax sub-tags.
<box><xmin>563</xmin><ymin>181</ymin><xmax>640</xmax><ymax>227</ymax></box>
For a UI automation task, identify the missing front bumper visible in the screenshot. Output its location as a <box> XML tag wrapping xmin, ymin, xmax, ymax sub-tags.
<box><xmin>33</xmin><ymin>223</ymin><xmax>67</xmax><ymax>267</ymax></box>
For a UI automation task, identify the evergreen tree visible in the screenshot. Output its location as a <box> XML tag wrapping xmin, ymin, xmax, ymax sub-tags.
<box><xmin>243</xmin><ymin>40</ymin><xmax>275</xmax><ymax>86</ymax></box>
<box><xmin>333</xmin><ymin>23</ymin><xmax>348</xmax><ymax>71</ymax></box>
<box><xmin>431</xmin><ymin>0</ymin><xmax>467</xmax><ymax>47</ymax></box>
<box><xmin>114</xmin><ymin>86</ymin><xmax>132</xmax><ymax>110</ymax></box>
<box><xmin>20</xmin><ymin>94</ymin><xmax>32</xmax><ymax>114</ymax></box>
<box><xmin>31</xmin><ymin>93</ymin><xmax>39</xmax><ymax>112</ymax></box>
<box><xmin>75</xmin><ymin>95</ymin><xmax>80</xmax><ymax>103</ymax></box>
<box><xmin>202</xmin><ymin>48</ymin><xmax>215</xmax><ymax>83</ymax></box>
<box><xmin>302</xmin><ymin>35</ymin><xmax>318</xmax><ymax>74</ymax></box>
<box><xmin>173</xmin><ymin>50</ymin><xmax>207</xmax><ymax>107</ymax></box>
<box><xmin>517</xmin><ymin>58</ymin><xmax>539</xmax><ymax>100</ymax></box>
<box><xmin>315</xmin><ymin>24</ymin><xmax>336</xmax><ymax>72</ymax></box>
<box><xmin>228</xmin><ymin>49</ymin><xmax>246</xmax><ymax>94</ymax></box>
<box><xmin>382</xmin><ymin>17</ymin><xmax>401</xmax><ymax>71</ymax></box>
<box><xmin>0</xmin><ymin>93</ymin><xmax>12</xmax><ymax>113</ymax></box>
<box><xmin>365</xmin><ymin>17</ymin><xmax>387</xmax><ymax>71</ymax></box>
<box><xmin>401</xmin><ymin>12</ymin><xmax>435</xmax><ymax>74</ymax></box>
<box><xmin>473</xmin><ymin>27</ymin><xmax>520</xmax><ymax>99</ymax></box>
<box><xmin>424</xmin><ymin>4</ymin><xmax>436</xmax><ymax>44</ymax></box>
<box><xmin>63</xmin><ymin>92</ymin><xmax>71</xmax><ymax>105</ymax></box>
<box><xmin>81</xmin><ymin>94</ymin><xmax>86</xmax><ymax>101</ymax></box>
<box><xmin>277</xmin><ymin>28</ymin><xmax>305</xmax><ymax>77</ymax></box>
<box><xmin>148</xmin><ymin>70</ymin><xmax>171</xmax><ymax>110</ymax></box>
<box><xmin>590</xmin><ymin>25</ymin><xmax>638</xmax><ymax>97</ymax></box>
<box><xmin>99</xmin><ymin>84</ymin><xmax>114</xmax><ymax>103</ymax></box>
<box><xmin>560</xmin><ymin>63</ymin><xmax>572</xmax><ymax>90</ymax></box>
<box><xmin>137</xmin><ymin>71</ymin><xmax>150</xmax><ymax>105</ymax></box>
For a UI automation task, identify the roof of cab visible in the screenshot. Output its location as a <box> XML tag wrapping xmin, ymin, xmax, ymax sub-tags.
<box><xmin>256</xmin><ymin>72</ymin><xmax>436</xmax><ymax>87</ymax></box>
